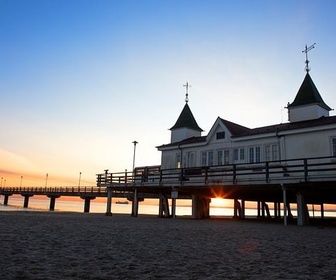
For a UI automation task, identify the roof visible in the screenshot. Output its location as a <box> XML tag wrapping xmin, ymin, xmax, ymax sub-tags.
<box><xmin>170</xmin><ymin>103</ymin><xmax>203</xmax><ymax>132</ymax></box>
<box><xmin>288</xmin><ymin>73</ymin><xmax>332</xmax><ymax>111</ymax></box>
<box><xmin>233</xmin><ymin>115</ymin><xmax>336</xmax><ymax>138</ymax></box>
<box><xmin>157</xmin><ymin>136</ymin><xmax>206</xmax><ymax>149</ymax></box>
<box><xmin>158</xmin><ymin>116</ymin><xmax>336</xmax><ymax>148</ymax></box>
<box><xmin>218</xmin><ymin>118</ymin><xmax>250</xmax><ymax>136</ymax></box>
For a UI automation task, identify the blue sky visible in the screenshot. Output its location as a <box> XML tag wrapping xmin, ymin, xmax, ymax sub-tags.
<box><xmin>0</xmin><ymin>0</ymin><xmax>335</xmax><ymax>186</ymax></box>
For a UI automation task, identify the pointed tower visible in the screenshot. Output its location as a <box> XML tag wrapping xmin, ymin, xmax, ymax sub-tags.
<box><xmin>170</xmin><ymin>83</ymin><xmax>203</xmax><ymax>143</ymax></box>
<box><xmin>288</xmin><ymin>73</ymin><xmax>331</xmax><ymax>122</ymax></box>
<box><xmin>287</xmin><ymin>44</ymin><xmax>332</xmax><ymax>122</ymax></box>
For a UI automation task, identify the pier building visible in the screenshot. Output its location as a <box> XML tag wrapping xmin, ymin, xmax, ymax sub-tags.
<box><xmin>97</xmin><ymin>47</ymin><xmax>336</xmax><ymax>225</ymax></box>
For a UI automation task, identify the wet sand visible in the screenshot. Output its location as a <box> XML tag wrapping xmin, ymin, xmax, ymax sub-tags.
<box><xmin>0</xmin><ymin>211</ymin><xmax>335</xmax><ymax>279</ymax></box>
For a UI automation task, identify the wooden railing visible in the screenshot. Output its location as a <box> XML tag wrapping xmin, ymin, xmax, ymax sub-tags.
<box><xmin>0</xmin><ymin>186</ymin><xmax>107</xmax><ymax>195</ymax></box>
<box><xmin>96</xmin><ymin>156</ymin><xmax>336</xmax><ymax>187</ymax></box>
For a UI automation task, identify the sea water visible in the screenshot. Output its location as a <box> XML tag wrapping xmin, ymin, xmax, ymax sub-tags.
<box><xmin>1</xmin><ymin>194</ymin><xmax>335</xmax><ymax>218</ymax></box>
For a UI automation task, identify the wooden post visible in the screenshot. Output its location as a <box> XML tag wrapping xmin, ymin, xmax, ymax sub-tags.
<box><xmin>241</xmin><ymin>200</ymin><xmax>245</xmax><ymax>219</ymax></box>
<box><xmin>4</xmin><ymin>194</ymin><xmax>12</xmax><ymax>205</ymax></box>
<box><xmin>132</xmin><ymin>189</ymin><xmax>139</xmax><ymax>217</ymax></box>
<box><xmin>171</xmin><ymin>189</ymin><xmax>178</xmax><ymax>219</ymax></box>
<box><xmin>257</xmin><ymin>200</ymin><xmax>261</xmax><ymax>218</ymax></box>
<box><xmin>47</xmin><ymin>195</ymin><xmax>60</xmax><ymax>211</ymax></box>
<box><xmin>282</xmin><ymin>185</ymin><xmax>287</xmax><ymax>226</ymax></box>
<box><xmin>159</xmin><ymin>194</ymin><xmax>170</xmax><ymax>218</ymax></box>
<box><xmin>192</xmin><ymin>195</ymin><xmax>206</xmax><ymax>219</ymax></box>
<box><xmin>233</xmin><ymin>199</ymin><xmax>241</xmax><ymax>218</ymax></box>
<box><xmin>171</xmin><ymin>197</ymin><xmax>176</xmax><ymax>218</ymax></box>
<box><xmin>105</xmin><ymin>188</ymin><xmax>112</xmax><ymax>216</ymax></box>
<box><xmin>22</xmin><ymin>194</ymin><xmax>34</xmax><ymax>208</ymax></box>
<box><xmin>297</xmin><ymin>192</ymin><xmax>309</xmax><ymax>226</ymax></box>
<box><xmin>80</xmin><ymin>196</ymin><xmax>96</xmax><ymax>213</ymax></box>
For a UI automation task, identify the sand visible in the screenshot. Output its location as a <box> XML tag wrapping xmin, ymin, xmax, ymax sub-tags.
<box><xmin>0</xmin><ymin>212</ymin><xmax>335</xmax><ymax>280</ymax></box>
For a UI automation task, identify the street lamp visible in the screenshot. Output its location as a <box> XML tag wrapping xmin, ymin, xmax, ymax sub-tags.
<box><xmin>45</xmin><ymin>173</ymin><xmax>48</xmax><ymax>188</ymax></box>
<box><xmin>1</xmin><ymin>177</ymin><xmax>3</xmax><ymax>188</ymax></box>
<box><xmin>20</xmin><ymin>176</ymin><xmax>23</xmax><ymax>188</ymax></box>
<box><xmin>78</xmin><ymin>172</ymin><xmax>82</xmax><ymax>191</ymax></box>
<box><xmin>132</xmin><ymin>141</ymin><xmax>138</xmax><ymax>172</ymax></box>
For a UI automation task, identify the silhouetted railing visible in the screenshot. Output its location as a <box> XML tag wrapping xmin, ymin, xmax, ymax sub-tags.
<box><xmin>0</xmin><ymin>186</ymin><xmax>107</xmax><ymax>195</ymax></box>
<box><xmin>96</xmin><ymin>156</ymin><xmax>336</xmax><ymax>187</ymax></box>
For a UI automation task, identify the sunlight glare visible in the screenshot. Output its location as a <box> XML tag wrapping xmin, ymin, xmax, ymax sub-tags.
<box><xmin>211</xmin><ymin>198</ymin><xmax>228</xmax><ymax>207</ymax></box>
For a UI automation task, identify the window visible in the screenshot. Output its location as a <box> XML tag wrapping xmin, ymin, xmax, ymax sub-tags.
<box><xmin>265</xmin><ymin>145</ymin><xmax>271</xmax><ymax>162</ymax></box>
<box><xmin>201</xmin><ymin>151</ymin><xmax>213</xmax><ymax>166</ymax></box>
<box><xmin>249</xmin><ymin>146</ymin><xmax>261</xmax><ymax>163</ymax></box>
<box><xmin>271</xmin><ymin>145</ymin><xmax>278</xmax><ymax>161</ymax></box>
<box><xmin>217</xmin><ymin>150</ymin><xmax>230</xmax><ymax>165</ymax></box>
<box><xmin>216</xmin><ymin>131</ymin><xmax>225</xmax><ymax>139</ymax></box>
<box><xmin>234</xmin><ymin>148</ymin><xmax>245</xmax><ymax>163</ymax></box>
<box><xmin>265</xmin><ymin>144</ymin><xmax>278</xmax><ymax>161</ymax></box>
<box><xmin>176</xmin><ymin>153</ymin><xmax>181</xmax><ymax>168</ymax></box>
<box><xmin>218</xmin><ymin>150</ymin><xmax>223</xmax><ymax>165</ymax></box>
<box><xmin>187</xmin><ymin>152</ymin><xmax>196</xmax><ymax>167</ymax></box>
<box><xmin>332</xmin><ymin>138</ymin><xmax>336</xmax><ymax>157</ymax></box>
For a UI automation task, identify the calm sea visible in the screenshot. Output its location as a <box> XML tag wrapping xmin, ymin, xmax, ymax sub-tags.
<box><xmin>1</xmin><ymin>194</ymin><xmax>335</xmax><ymax>218</ymax></box>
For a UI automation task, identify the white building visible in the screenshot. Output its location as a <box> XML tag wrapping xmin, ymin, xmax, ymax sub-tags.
<box><xmin>157</xmin><ymin>72</ymin><xmax>335</xmax><ymax>170</ymax></box>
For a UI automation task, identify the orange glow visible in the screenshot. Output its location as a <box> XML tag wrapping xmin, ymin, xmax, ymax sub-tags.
<box><xmin>211</xmin><ymin>197</ymin><xmax>230</xmax><ymax>208</ymax></box>
<box><xmin>210</xmin><ymin>188</ymin><xmax>227</xmax><ymax>199</ymax></box>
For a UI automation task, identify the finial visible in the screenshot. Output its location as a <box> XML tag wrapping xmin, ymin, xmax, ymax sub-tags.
<box><xmin>183</xmin><ymin>82</ymin><xmax>191</xmax><ymax>103</ymax></box>
<box><xmin>302</xmin><ymin>43</ymin><xmax>316</xmax><ymax>73</ymax></box>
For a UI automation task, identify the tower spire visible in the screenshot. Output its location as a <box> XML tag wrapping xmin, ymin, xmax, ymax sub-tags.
<box><xmin>183</xmin><ymin>82</ymin><xmax>191</xmax><ymax>103</ymax></box>
<box><xmin>302</xmin><ymin>43</ymin><xmax>316</xmax><ymax>73</ymax></box>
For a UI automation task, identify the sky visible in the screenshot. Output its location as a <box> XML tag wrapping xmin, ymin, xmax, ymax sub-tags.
<box><xmin>0</xmin><ymin>0</ymin><xmax>335</xmax><ymax>187</ymax></box>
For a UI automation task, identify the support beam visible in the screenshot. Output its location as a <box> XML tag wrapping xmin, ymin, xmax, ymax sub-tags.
<box><xmin>132</xmin><ymin>189</ymin><xmax>139</xmax><ymax>217</ymax></box>
<box><xmin>257</xmin><ymin>200</ymin><xmax>261</xmax><ymax>218</ymax></box>
<box><xmin>105</xmin><ymin>188</ymin><xmax>113</xmax><ymax>216</ymax></box>
<box><xmin>262</xmin><ymin>202</ymin><xmax>271</xmax><ymax>218</ymax></box>
<box><xmin>297</xmin><ymin>192</ymin><xmax>309</xmax><ymax>226</ymax></box>
<box><xmin>22</xmin><ymin>194</ymin><xmax>34</xmax><ymax>208</ymax></box>
<box><xmin>171</xmin><ymin>197</ymin><xmax>176</xmax><ymax>218</ymax></box>
<box><xmin>171</xmin><ymin>189</ymin><xmax>178</xmax><ymax>219</ymax></box>
<box><xmin>192</xmin><ymin>195</ymin><xmax>210</xmax><ymax>219</ymax></box>
<box><xmin>80</xmin><ymin>196</ymin><xmax>96</xmax><ymax>213</ymax></box>
<box><xmin>47</xmin><ymin>195</ymin><xmax>60</xmax><ymax>211</ymax></box>
<box><xmin>241</xmin><ymin>200</ymin><xmax>245</xmax><ymax>219</ymax></box>
<box><xmin>274</xmin><ymin>202</ymin><xmax>278</xmax><ymax>219</ymax></box>
<box><xmin>282</xmin><ymin>185</ymin><xmax>288</xmax><ymax>226</ymax></box>
<box><xmin>233</xmin><ymin>199</ymin><xmax>241</xmax><ymax>218</ymax></box>
<box><xmin>3</xmin><ymin>194</ymin><xmax>12</xmax><ymax>205</ymax></box>
<box><xmin>159</xmin><ymin>194</ymin><xmax>170</xmax><ymax>218</ymax></box>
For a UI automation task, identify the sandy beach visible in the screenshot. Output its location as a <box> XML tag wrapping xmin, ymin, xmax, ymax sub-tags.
<box><xmin>0</xmin><ymin>212</ymin><xmax>335</xmax><ymax>279</ymax></box>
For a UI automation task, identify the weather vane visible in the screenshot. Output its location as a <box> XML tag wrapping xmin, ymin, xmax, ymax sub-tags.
<box><xmin>302</xmin><ymin>43</ymin><xmax>316</xmax><ymax>73</ymax></box>
<box><xmin>183</xmin><ymin>82</ymin><xmax>191</xmax><ymax>103</ymax></box>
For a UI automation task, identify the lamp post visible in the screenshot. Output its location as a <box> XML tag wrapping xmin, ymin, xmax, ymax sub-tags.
<box><xmin>45</xmin><ymin>173</ymin><xmax>48</xmax><ymax>188</ymax></box>
<box><xmin>1</xmin><ymin>177</ymin><xmax>3</xmax><ymax>188</ymax></box>
<box><xmin>132</xmin><ymin>141</ymin><xmax>138</xmax><ymax>172</ymax></box>
<box><xmin>78</xmin><ymin>172</ymin><xmax>82</xmax><ymax>191</ymax></box>
<box><xmin>20</xmin><ymin>176</ymin><xmax>23</xmax><ymax>188</ymax></box>
<box><xmin>132</xmin><ymin>140</ymin><xmax>138</xmax><ymax>217</ymax></box>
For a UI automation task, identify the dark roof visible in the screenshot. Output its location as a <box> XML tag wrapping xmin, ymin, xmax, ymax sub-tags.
<box><xmin>218</xmin><ymin>118</ymin><xmax>250</xmax><ymax>136</ymax></box>
<box><xmin>234</xmin><ymin>115</ymin><xmax>336</xmax><ymax>138</ymax></box>
<box><xmin>170</xmin><ymin>103</ymin><xmax>203</xmax><ymax>132</ymax></box>
<box><xmin>156</xmin><ymin>136</ymin><xmax>206</xmax><ymax>149</ymax></box>
<box><xmin>288</xmin><ymin>73</ymin><xmax>332</xmax><ymax>110</ymax></box>
<box><xmin>158</xmin><ymin>116</ymin><xmax>336</xmax><ymax>149</ymax></box>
